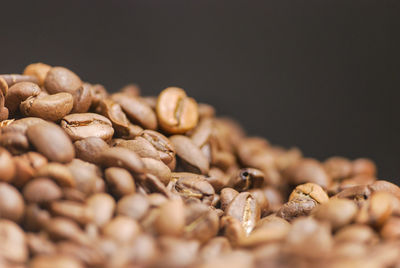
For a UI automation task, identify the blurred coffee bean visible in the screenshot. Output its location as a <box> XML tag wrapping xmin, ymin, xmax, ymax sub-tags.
<box><xmin>0</xmin><ymin>148</ymin><xmax>15</xmax><ymax>182</ymax></box>
<box><xmin>155</xmin><ymin>199</ymin><xmax>185</xmax><ymax>236</ymax></box>
<box><xmin>105</xmin><ymin>167</ymin><xmax>136</xmax><ymax>198</ymax></box>
<box><xmin>30</xmin><ymin>254</ymin><xmax>84</xmax><ymax>268</ymax></box>
<box><xmin>313</xmin><ymin>198</ymin><xmax>358</xmax><ymax>229</ymax></box>
<box><xmin>23</xmin><ymin>62</ymin><xmax>51</xmax><ymax>86</ymax></box>
<box><xmin>74</xmin><ymin>136</ymin><xmax>109</xmax><ymax>164</ymax></box>
<box><xmin>0</xmin><ymin>183</ymin><xmax>25</xmax><ymax>222</ymax></box>
<box><xmin>23</xmin><ymin>178</ymin><xmax>62</xmax><ymax>203</ymax></box>
<box><xmin>226</xmin><ymin>192</ymin><xmax>260</xmax><ymax>235</ymax></box>
<box><xmin>86</xmin><ymin>193</ymin><xmax>116</xmax><ymax>227</ymax></box>
<box><xmin>99</xmin><ymin>147</ymin><xmax>144</xmax><ymax>174</ymax></box>
<box><xmin>117</xmin><ymin>193</ymin><xmax>149</xmax><ymax>220</ymax></box>
<box><xmin>0</xmin><ymin>220</ymin><xmax>28</xmax><ymax>264</ymax></box>
<box><xmin>229</xmin><ymin>168</ymin><xmax>264</xmax><ymax>191</ymax></box>
<box><xmin>284</xmin><ymin>158</ymin><xmax>331</xmax><ymax>188</ymax></box>
<box><xmin>323</xmin><ymin>156</ymin><xmax>352</xmax><ymax>181</ymax></box>
<box><xmin>174</xmin><ymin>173</ymin><xmax>215</xmax><ymax>205</ymax></box>
<box><xmin>352</xmin><ymin>158</ymin><xmax>377</xmax><ymax>177</ymax></box>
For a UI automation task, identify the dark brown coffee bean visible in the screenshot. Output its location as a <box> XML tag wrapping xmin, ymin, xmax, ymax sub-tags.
<box><xmin>61</xmin><ymin>113</ymin><xmax>114</xmax><ymax>141</ymax></box>
<box><xmin>139</xmin><ymin>130</ymin><xmax>175</xmax><ymax>166</ymax></box>
<box><xmin>5</xmin><ymin>82</ymin><xmax>41</xmax><ymax>114</ymax></box>
<box><xmin>20</xmin><ymin>92</ymin><xmax>74</xmax><ymax>121</ymax></box>
<box><xmin>229</xmin><ymin>168</ymin><xmax>264</xmax><ymax>191</ymax></box>
<box><xmin>170</xmin><ymin>135</ymin><xmax>209</xmax><ymax>174</ymax></box>
<box><xmin>23</xmin><ymin>62</ymin><xmax>51</xmax><ymax>86</ymax></box>
<box><xmin>74</xmin><ymin>136</ymin><xmax>109</xmax><ymax>164</ymax></box>
<box><xmin>99</xmin><ymin>147</ymin><xmax>144</xmax><ymax>174</ymax></box>
<box><xmin>112</xmin><ymin>93</ymin><xmax>157</xmax><ymax>130</ymax></box>
<box><xmin>155</xmin><ymin>199</ymin><xmax>185</xmax><ymax>236</ymax></box>
<box><xmin>0</xmin><ymin>74</ymin><xmax>38</xmax><ymax>87</ymax></box>
<box><xmin>174</xmin><ymin>173</ymin><xmax>215</xmax><ymax>205</ymax></box>
<box><xmin>89</xmin><ymin>83</ymin><xmax>108</xmax><ymax>109</ymax></box>
<box><xmin>0</xmin><ymin>90</ymin><xmax>9</xmax><ymax>121</ymax></box>
<box><xmin>96</xmin><ymin>98</ymin><xmax>129</xmax><ymax>136</ymax></box>
<box><xmin>0</xmin><ymin>183</ymin><xmax>25</xmax><ymax>222</ymax></box>
<box><xmin>86</xmin><ymin>193</ymin><xmax>116</xmax><ymax>227</ymax></box>
<box><xmin>334</xmin><ymin>185</ymin><xmax>372</xmax><ymax>206</ymax></box>
<box><xmin>71</xmin><ymin>83</ymin><xmax>92</xmax><ymax>113</ymax></box>
<box><xmin>0</xmin><ymin>148</ymin><xmax>16</xmax><ymax>182</ymax></box>
<box><xmin>142</xmin><ymin>157</ymin><xmax>171</xmax><ymax>186</ymax></box>
<box><xmin>225</xmin><ymin>192</ymin><xmax>261</xmax><ymax>235</ymax></box>
<box><xmin>35</xmin><ymin>163</ymin><xmax>76</xmax><ymax>188</ymax></box>
<box><xmin>117</xmin><ymin>193</ymin><xmax>150</xmax><ymax>220</ymax></box>
<box><xmin>27</xmin><ymin>122</ymin><xmax>75</xmax><ymax>163</ymax></box>
<box><xmin>156</xmin><ymin>87</ymin><xmax>198</xmax><ymax>134</ymax></box>
<box><xmin>23</xmin><ymin>178</ymin><xmax>62</xmax><ymax>203</ymax></box>
<box><xmin>30</xmin><ymin>254</ymin><xmax>84</xmax><ymax>268</ymax></box>
<box><xmin>0</xmin><ymin>220</ymin><xmax>28</xmax><ymax>264</ymax></box>
<box><xmin>44</xmin><ymin>66</ymin><xmax>82</xmax><ymax>94</ymax></box>
<box><xmin>313</xmin><ymin>198</ymin><xmax>358</xmax><ymax>229</ymax></box>
<box><xmin>105</xmin><ymin>167</ymin><xmax>136</xmax><ymax>198</ymax></box>
<box><xmin>23</xmin><ymin>204</ymin><xmax>51</xmax><ymax>232</ymax></box>
<box><xmin>0</xmin><ymin>130</ymin><xmax>29</xmax><ymax>155</ymax></box>
<box><xmin>276</xmin><ymin>198</ymin><xmax>317</xmax><ymax>221</ymax></box>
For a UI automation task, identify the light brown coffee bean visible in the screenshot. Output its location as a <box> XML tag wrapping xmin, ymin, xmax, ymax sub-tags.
<box><xmin>228</xmin><ymin>168</ymin><xmax>265</xmax><ymax>191</ymax></box>
<box><xmin>139</xmin><ymin>130</ymin><xmax>176</xmax><ymax>166</ymax></box>
<box><xmin>369</xmin><ymin>180</ymin><xmax>400</xmax><ymax>200</ymax></box>
<box><xmin>323</xmin><ymin>156</ymin><xmax>353</xmax><ymax>181</ymax></box>
<box><xmin>27</xmin><ymin>122</ymin><xmax>75</xmax><ymax>163</ymax></box>
<box><xmin>313</xmin><ymin>198</ymin><xmax>358</xmax><ymax>229</ymax></box>
<box><xmin>117</xmin><ymin>193</ymin><xmax>150</xmax><ymax>220</ymax></box>
<box><xmin>156</xmin><ymin>87</ymin><xmax>198</xmax><ymax>134</ymax></box>
<box><xmin>0</xmin><ymin>220</ymin><xmax>28</xmax><ymax>263</ymax></box>
<box><xmin>70</xmin><ymin>82</ymin><xmax>92</xmax><ymax>113</ymax></box>
<box><xmin>26</xmin><ymin>233</ymin><xmax>56</xmax><ymax>256</ymax></box>
<box><xmin>0</xmin><ymin>183</ymin><xmax>24</xmax><ymax>222</ymax></box>
<box><xmin>105</xmin><ymin>167</ymin><xmax>136</xmax><ymax>198</ymax></box>
<box><xmin>334</xmin><ymin>224</ymin><xmax>378</xmax><ymax>244</ymax></box>
<box><xmin>96</xmin><ymin>98</ymin><xmax>130</xmax><ymax>136</ymax></box>
<box><xmin>220</xmin><ymin>215</ymin><xmax>246</xmax><ymax>246</ymax></box>
<box><xmin>61</xmin><ymin>113</ymin><xmax>114</xmax><ymax>141</ymax></box>
<box><xmin>352</xmin><ymin>158</ymin><xmax>377</xmax><ymax>177</ymax></box>
<box><xmin>289</xmin><ymin>182</ymin><xmax>329</xmax><ymax>204</ymax></box>
<box><xmin>174</xmin><ymin>173</ymin><xmax>215</xmax><ymax>205</ymax></box>
<box><xmin>155</xmin><ymin>199</ymin><xmax>185</xmax><ymax>236</ymax></box>
<box><xmin>199</xmin><ymin>237</ymin><xmax>231</xmax><ymax>262</ymax></box>
<box><xmin>102</xmin><ymin>216</ymin><xmax>140</xmax><ymax>243</ymax></box>
<box><xmin>249</xmin><ymin>189</ymin><xmax>270</xmax><ymax>216</ymax></box>
<box><xmin>23</xmin><ymin>62</ymin><xmax>51</xmax><ymax>86</ymax></box>
<box><xmin>23</xmin><ymin>178</ymin><xmax>62</xmax><ymax>203</ymax></box>
<box><xmin>226</xmin><ymin>192</ymin><xmax>261</xmax><ymax>235</ymax></box>
<box><xmin>170</xmin><ymin>135</ymin><xmax>209</xmax><ymax>174</ymax></box>
<box><xmin>50</xmin><ymin>201</ymin><xmax>93</xmax><ymax>225</ymax></box>
<box><xmin>86</xmin><ymin>193</ymin><xmax>116</xmax><ymax>227</ymax></box>
<box><xmin>30</xmin><ymin>254</ymin><xmax>84</xmax><ymax>268</ymax></box>
<box><xmin>20</xmin><ymin>92</ymin><xmax>74</xmax><ymax>121</ymax></box>
<box><xmin>89</xmin><ymin>83</ymin><xmax>108</xmax><ymax>109</ymax></box>
<box><xmin>220</xmin><ymin>188</ymin><xmax>239</xmax><ymax>211</ymax></box>
<box><xmin>142</xmin><ymin>157</ymin><xmax>171</xmax><ymax>186</ymax></box>
<box><xmin>155</xmin><ymin>237</ymin><xmax>200</xmax><ymax>268</ymax></box>
<box><xmin>99</xmin><ymin>147</ymin><xmax>144</xmax><ymax>174</ymax></box>
<box><xmin>74</xmin><ymin>136</ymin><xmax>109</xmax><ymax>164</ymax></box>
<box><xmin>0</xmin><ymin>74</ymin><xmax>38</xmax><ymax>87</ymax></box>
<box><xmin>0</xmin><ymin>77</ymin><xmax>8</xmax><ymax>96</ymax></box>
<box><xmin>113</xmin><ymin>137</ymin><xmax>160</xmax><ymax>160</ymax></box>
<box><xmin>284</xmin><ymin>158</ymin><xmax>331</xmax><ymax>188</ymax></box>
<box><xmin>35</xmin><ymin>163</ymin><xmax>76</xmax><ymax>187</ymax></box>
<box><xmin>12</xmin><ymin>152</ymin><xmax>48</xmax><ymax>187</ymax></box>
<box><xmin>67</xmin><ymin>159</ymin><xmax>101</xmax><ymax>195</ymax></box>
<box><xmin>0</xmin><ymin>148</ymin><xmax>15</xmax><ymax>182</ymax></box>
<box><xmin>381</xmin><ymin>217</ymin><xmax>400</xmax><ymax>240</ymax></box>
<box><xmin>44</xmin><ymin>66</ymin><xmax>82</xmax><ymax>94</ymax></box>
<box><xmin>5</xmin><ymin>82</ymin><xmax>41</xmax><ymax>114</ymax></box>
<box><xmin>112</xmin><ymin>93</ymin><xmax>157</xmax><ymax>130</ymax></box>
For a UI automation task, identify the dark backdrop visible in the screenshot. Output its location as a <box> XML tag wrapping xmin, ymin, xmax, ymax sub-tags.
<box><xmin>1</xmin><ymin>0</ymin><xmax>399</xmax><ymax>182</ymax></box>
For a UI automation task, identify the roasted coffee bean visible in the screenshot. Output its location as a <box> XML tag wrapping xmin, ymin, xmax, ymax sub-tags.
<box><xmin>288</xmin><ymin>182</ymin><xmax>329</xmax><ymax>204</ymax></box>
<box><xmin>170</xmin><ymin>135</ymin><xmax>209</xmax><ymax>174</ymax></box>
<box><xmin>89</xmin><ymin>84</ymin><xmax>108</xmax><ymax>109</ymax></box>
<box><xmin>20</xmin><ymin>92</ymin><xmax>74</xmax><ymax>121</ymax></box>
<box><xmin>113</xmin><ymin>137</ymin><xmax>160</xmax><ymax>160</ymax></box>
<box><xmin>381</xmin><ymin>217</ymin><xmax>400</xmax><ymax>240</ymax></box>
<box><xmin>102</xmin><ymin>216</ymin><xmax>141</xmax><ymax>243</ymax></box>
<box><xmin>229</xmin><ymin>168</ymin><xmax>264</xmax><ymax>191</ymax></box>
<box><xmin>30</xmin><ymin>254</ymin><xmax>84</xmax><ymax>268</ymax></box>
<box><xmin>0</xmin><ymin>74</ymin><xmax>38</xmax><ymax>87</ymax></box>
<box><xmin>313</xmin><ymin>198</ymin><xmax>358</xmax><ymax>229</ymax></box>
<box><xmin>50</xmin><ymin>200</ymin><xmax>93</xmax><ymax>224</ymax></box>
<box><xmin>74</xmin><ymin>136</ymin><xmax>109</xmax><ymax>164</ymax></box>
<box><xmin>23</xmin><ymin>178</ymin><xmax>62</xmax><ymax>203</ymax></box>
<box><xmin>112</xmin><ymin>93</ymin><xmax>157</xmax><ymax>130</ymax></box>
<box><xmin>5</xmin><ymin>82</ymin><xmax>41</xmax><ymax>114</ymax></box>
<box><xmin>12</xmin><ymin>152</ymin><xmax>48</xmax><ymax>187</ymax></box>
<box><xmin>199</xmin><ymin>237</ymin><xmax>231</xmax><ymax>262</ymax></box>
<box><xmin>96</xmin><ymin>98</ymin><xmax>129</xmax><ymax>135</ymax></box>
<box><xmin>174</xmin><ymin>173</ymin><xmax>215</xmax><ymax>205</ymax></box>
<box><xmin>142</xmin><ymin>157</ymin><xmax>171</xmax><ymax>186</ymax></box>
<box><xmin>35</xmin><ymin>163</ymin><xmax>76</xmax><ymax>187</ymax></box>
<box><xmin>61</xmin><ymin>113</ymin><xmax>114</xmax><ymax>141</ymax></box>
<box><xmin>86</xmin><ymin>193</ymin><xmax>116</xmax><ymax>227</ymax></box>
<box><xmin>249</xmin><ymin>189</ymin><xmax>270</xmax><ymax>216</ymax></box>
<box><xmin>155</xmin><ymin>199</ymin><xmax>185</xmax><ymax>236</ymax></box>
<box><xmin>352</xmin><ymin>158</ymin><xmax>377</xmax><ymax>177</ymax></box>
<box><xmin>67</xmin><ymin>159</ymin><xmax>101</xmax><ymax>195</ymax></box>
<box><xmin>0</xmin><ymin>183</ymin><xmax>25</xmax><ymax>222</ymax></box>
<box><xmin>0</xmin><ymin>90</ymin><xmax>9</xmax><ymax>121</ymax></box>
<box><xmin>225</xmin><ymin>192</ymin><xmax>261</xmax><ymax>235</ymax></box>
<box><xmin>0</xmin><ymin>77</ymin><xmax>8</xmax><ymax>96</ymax></box>
<box><xmin>156</xmin><ymin>87</ymin><xmax>198</xmax><ymax>134</ymax></box>
<box><xmin>220</xmin><ymin>187</ymin><xmax>239</xmax><ymax>211</ymax></box>
<box><xmin>284</xmin><ymin>158</ymin><xmax>331</xmax><ymax>188</ymax></box>
<box><xmin>139</xmin><ymin>129</ymin><xmax>175</xmax><ymax>166</ymax></box>
<box><xmin>27</xmin><ymin>122</ymin><xmax>75</xmax><ymax>163</ymax></box>
<box><xmin>323</xmin><ymin>156</ymin><xmax>353</xmax><ymax>181</ymax></box>
<box><xmin>105</xmin><ymin>167</ymin><xmax>136</xmax><ymax>198</ymax></box>
<box><xmin>0</xmin><ymin>148</ymin><xmax>15</xmax><ymax>182</ymax></box>
<box><xmin>117</xmin><ymin>193</ymin><xmax>150</xmax><ymax>220</ymax></box>
<box><xmin>23</xmin><ymin>62</ymin><xmax>51</xmax><ymax>86</ymax></box>
<box><xmin>99</xmin><ymin>147</ymin><xmax>144</xmax><ymax>174</ymax></box>
<box><xmin>26</xmin><ymin>233</ymin><xmax>56</xmax><ymax>256</ymax></box>
<box><xmin>44</xmin><ymin>66</ymin><xmax>82</xmax><ymax>94</ymax></box>
<box><xmin>0</xmin><ymin>220</ymin><xmax>28</xmax><ymax>263</ymax></box>
<box><xmin>369</xmin><ymin>180</ymin><xmax>400</xmax><ymax>200</ymax></box>
<box><xmin>334</xmin><ymin>224</ymin><xmax>378</xmax><ymax>244</ymax></box>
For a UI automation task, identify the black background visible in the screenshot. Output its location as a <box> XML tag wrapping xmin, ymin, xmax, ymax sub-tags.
<box><xmin>1</xmin><ymin>1</ymin><xmax>399</xmax><ymax>182</ymax></box>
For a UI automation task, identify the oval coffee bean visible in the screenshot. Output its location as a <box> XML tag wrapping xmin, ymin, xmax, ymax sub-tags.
<box><xmin>44</xmin><ymin>66</ymin><xmax>82</xmax><ymax>94</ymax></box>
<box><xmin>27</xmin><ymin>122</ymin><xmax>75</xmax><ymax>163</ymax></box>
<box><xmin>117</xmin><ymin>193</ymin><xmax>150</xmax><ymax>221</ymax></box>
<box><xmin>99</xmin><ymin>147</ymin><xmax>144</xmax><ymax>174</ymax></box>
<box><xmin>225</xmin><ymin>192</ymin><xmax>261</xmax><ymax>235</ymax></box>
<box><xmin>0</xmin><ymin>74</ymin><xmax>38</xmax><ymax>87</ymax></box>
<box><xmin>30</xmin><ymin>254</ymin><xmax>84</xmax><ymax>268</ymax></box>
<box><xmin>71</xmin><ymin>83</ymin><xmax>92</xmax><ymax>113</ymax></box>
<box><xmin>5</xmin><ymin>82</ymin><xmax>41</xmax><ymax>114</ymax></box>
<box><xmin>155</xmin><ymin>199</ymin><xmax>185</xmax><ymax>236</ymax></box>
<box><xmin>113</xmin><ymin>137</ymin><xmax>160</xmax><ymax>160</ymax></box>
<box><xmin>0</xmin><ymin>220</ymin><xmax>28</xmax><ymax>263</ymax></box>
<box><xmin>0</xmin><ymin>148</ymin><xmax>16</xmax><ymax>182</ymax></box>
<box><xmin>142</xmin><ymin>157</ymin><xmax>171</xmax><ymax>186</ymax></box>
<box><xmin>156</xmin><ymin>87</ymin><xmax>198</xmax><ymax>134</ymax></box>
<box><xmin>23</xmin><ymin>178</ymin><xmax>62</xmax><ymax>203</ymax></box>
<box><xmin>96</xmin><ymin>98</ymin><xmax>129</xmax><ymax>135</ymax></box>
<box><xmin>20</xmin><ymin>92</ymin><xmax>74</xmax><ymax>121</ymax></box>
<box><xmin>86</xmin><ymin>193</ymin><xmax>116</xmax><ymax>227</ymax></box>
<box><xmin>102</xmin><ymin>216</ymin><xmax>140</xmax><ymax>244</ymax></box>
<box><xmin>170</xmin><ymin>135</ymin><xmax>209</xmax><ymax>174</ymax></box>
<box><xmin>139</xmin><ymin>130</ymin><xmax>175</xmax><ymax>166</ymax></box>
<box><xmin>23</xmin><ymin>62</ymin><xmax>51</xmax><ymax>86</ymax></box>
<box><xmin>105</xmin><ymin>167</ymin><xmax>136</xmax><ymax>198</ymax></box>
<box><xmin>313</xmin><ymin>198</ymin><xmax>358</xmax><ymax>229</ymax></box>
<box><xmin>74</xmin><ymin>136</ymin><xmax>109</xmax><ymax>164</ymax></box>
<box><xmin>0</xmin><ymin>183</ymin><xmax>25</xmax><ymax>222</ymax></box>
<box><xmin>61</xmin><ymin>113</ymin><xmax>114</xmax><ymax>141</ymax></box>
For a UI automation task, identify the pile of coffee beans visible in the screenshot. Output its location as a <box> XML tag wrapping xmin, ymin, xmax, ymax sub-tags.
<box><xmin>0</xmin><ymin>63</ymin><xmax>399</xmax><ymax>268</ymax></box>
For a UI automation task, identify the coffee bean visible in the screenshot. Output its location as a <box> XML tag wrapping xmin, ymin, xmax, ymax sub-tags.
<box><xmin>117</xmin><ymin>193</ymin><xmax>149</xmax><ymax>220</ymax></box>
<box><xmin>23</xmin><ymin>178</ymin><xmax>62</xmax><ymax>203</ymax></box>
<box><xmin>156</xmin><ymin>87</ymin><xmax>198</xmax><ymax>134</ymax></box>
<box><xmin>96</xmin><ymin>98</ymin><xmax>130</xmax><ymax>136</ymax></box>
<box><xmin>27</xmin><ymin>122</ymin><xmax>75</xmax><ymax>163</ymax></box>
<box><xmin>139</xmin><ymin>129</ymin><xmax>175</xmax><ymax>166</ymax></box>
<box><xmin>26</xmin><ymin>233</ymin><xmax>56</xmax><ymax>256</ymax></box>
<box><xmin>112</xmin><ymin>93</ymin><xmax>157</xmax><ymax>130</ymax></box>
<box><xmin>284</xmin><ymin>158</ymin><xmax>331</xmax><ymax>188</ymax></box>
<box><xmin>174</xmin><ymin>173</ymin><xmax>215</xmax><ymax>205</ymax></box>
<box><xmin>228</xmin><ymin>168</ymin><xmax>265</xmax><ymax>191</ymax></box>
<box><xmin>0</xmin><ymin>183</ymin><xmax>25</xmax><ymax>222</ymax></box>
<box><xmin>99</xmin><ymin>147</ymin><xmax>144</xmax><ymax>174</ymax></box>
<box><xmin>102</xmin><ymin>216</ymin><xmax>140</xmax><ymax>243</ymax></box>
<box><xmin>0</xmin><ymin>220</ymin><xmax>28</xmax><ymax>263</ymax></box>
<box><xmin>35</xmin><ymin>163</ymin><xmax>76</xmax><ymax>188</ymax></box>
<box><xmin>0</xmin><ymin>74</ymin><xmax>38</xmax><ymax>87</ymax></box>
<box><xmin>86</xmin><ymin>193</ymin><xmax>116</xmax><ymax>227</ymax></box>
<box><xmin>89</xmin><ymin>83</ymin><xmax>108</xmax><ymax>109</ymax></box>
<box><xmin>30</xmin><ymin>254</ymin><xmax>84</xmax><ymax>268</ymax></box>
<box><xmin>220</xmin><ymin>188</ymin><xmax>239</xmax><ymax>211</ymax></box>
<box><xmin>71</xmin><ymin>83</ymin><xmax>92</xmax><ymax>113</ymax></box>
<box><xmin>352</xmin><ymin>158</ymin><xmax>377</xmax><ymax>177</ymax></box>
<box><xmin>381</xmin><ymin>217</ymin><xmax>400</xmax><ymax>240</ymax></box>
<box><xmin>74</xmin><ymin>136</ymin><xmax>109</xmax><ymax>164</ymax></box>
<box><xmin>313</xmin><ymin>198</ymin><xmax>358</xmax><ymax>229</ymax></box>
<box><xmin>20</xmin><ymin>92</ymin><xmax>74</xmax><ymax>121</ymax></box>
<box><xmin>105</xmin><ymin>167</ymin><xmax>136</xmax><ymax>198</ymax></box>
<box><xmin>0</xmin><ymin>77</ymin><xmax>8</xmax><ymax>96</ymax></box>
<box><xmin>23</xmin><ymin>63</ymin><xmax>51</xmax><ymax>86</ymax></box>
<box><xmin>170</xmin><ymin>135</ymin><xmax>209</xmax><ymax>174</ymax></box>
<box><xmin>5</xmin><ymin>82</ymin><xmax>41</xmax><ymax>114</ymax></box>
<box><xmin>0</xmin><ymin>148</ymin><xmax>15</xmax><ymax>182</ymax></box>
<box><xmin>67</xmin><ymin>159</ymin><xmax>101</xmax><ymax>195</ymax></box>
<box><xmin>334</xmin><ymin>224</ymin><xmax>378</xmax><ymax>244</ymax></box>
<box><xmin>44</xmin><ymin>67</ymin><xmax>82</xmax><ymax>94</ymax></box>
<box><xmin>142</xmin><ymin>157</ymin><xmax>171</xmax><ymax>186</ymax></box>
<box><xmin>288</xmin><ymin>182</ymin><xmax>329</xmax><ymax>204</ymax></box>
<box><xmin>12</xmin><ymin>152</ymin><xmax>48</xmax><ymax>187</ymax></box>
<box><xmin>199</xmin><ymin>237</ymin><xmax>231</xmax><ymax>262</ymax></box>
<box><xmin>50</xmin><ymin>201</ymin><xmax>93</xmax><ymax>225</ymax></box>
<box><xmin>323</xmin><ymin>157</ymin><xmax>353</xmax><ymax>181</ymax></box>
<box><xmin>155</xmin><ymin>199</ymin><xmax>185</xmax><ymax>236</ymax></box>
<box><xmin>61</xmin><ymin>113</ymin><xmax>114</xmax><ymax>141</ymax></box>
<box><xmin>113</xmin><ymin>137</ymin><xmax>160</xmax><ymax>160</ymax></box>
